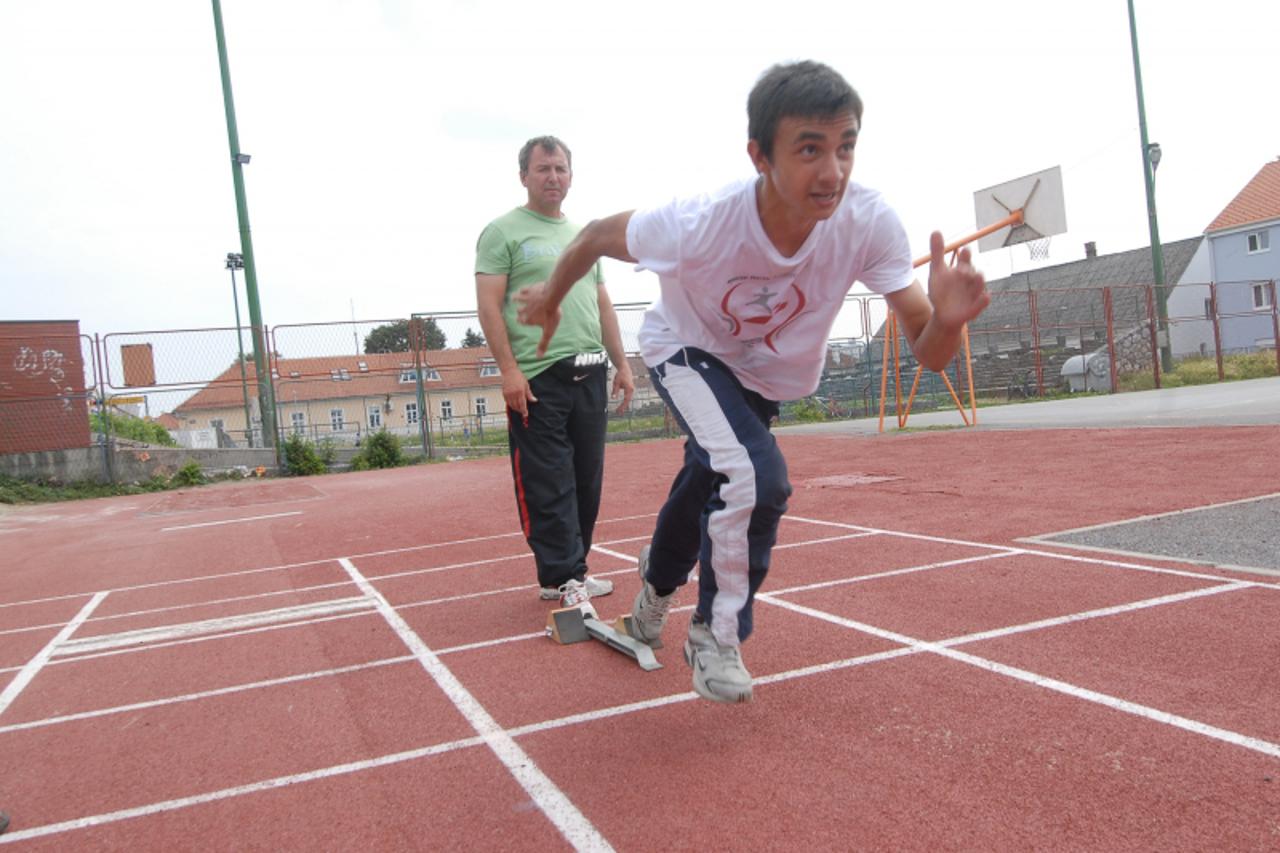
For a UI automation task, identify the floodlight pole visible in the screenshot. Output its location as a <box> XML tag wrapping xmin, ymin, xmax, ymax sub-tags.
<box><xmin>226</xmin><ymin>252</ymin><xmax>254</xmax><ymax>447</ymax></box>
<box><xmin>212</xmin><ymin>0</ymin><xmax>278</xmax><ymax>449</ymax></box>
<box><xmin>1127</xmin><ymin>0</ymin><xmax>1173</xmax><ymax>373</ymax></box>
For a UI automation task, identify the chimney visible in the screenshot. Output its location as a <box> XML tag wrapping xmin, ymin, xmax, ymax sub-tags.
<box><xmin>1084</xmin><ymin>241</ymin><xmax>1097</xmax><ymax>259</ymax></box>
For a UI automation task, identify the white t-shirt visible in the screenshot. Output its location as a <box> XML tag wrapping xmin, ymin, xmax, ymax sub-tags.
<box><xmin>627</xmin><ymin>177</ymin><xmax>913</xmax><ymax>401</ymax></box>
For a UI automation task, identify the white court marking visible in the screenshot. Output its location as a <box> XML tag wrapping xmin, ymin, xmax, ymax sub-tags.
<box><xmin>336</xmin><ymin>557</ymin><xmax>613</xmax><ymax>852</ymax></box>
<box><xmin>159</xmin><ymin>511</ymin><xmax>303</xmax><ymax>532</ymax></box>
<box><xmin>0</xmin><ymin>592</ymin><xmax>107</xmax><ymax>717</ymax></box>
<box><xmin>6</xmin><ymin>515</ymin><xmax>1280</xmax><ymax>845</ymax></box>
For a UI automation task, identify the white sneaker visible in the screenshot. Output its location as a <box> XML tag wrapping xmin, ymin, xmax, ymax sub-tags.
<box><xmin>683</xmin><ymin>620</ymin><xmax>753</xmax><ymax>703</ymax></box>
<box><xmin>629</xmin><ymin>545</ymin><xmax>674</xmax><ymax>649</ymax></box>
<box><xmin>556</xmin><ymin>578</ymin><xmax>598</xmax><ymax>620</ymax></box>
<box><xmin>540</xmin><ymin>575</ymin><xmax>613</xmax><ymax>600</ymax></box>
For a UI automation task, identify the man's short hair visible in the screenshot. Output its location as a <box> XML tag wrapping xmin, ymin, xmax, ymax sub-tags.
<box><xmin>518</xmin><ymin>135</ymin><xmax>572</xmax><ymax>175</ymax></box>
<box><xmin>747</xmin><ymin>61</ymin><xmax>863</xmax><ymax>162</ymax></box>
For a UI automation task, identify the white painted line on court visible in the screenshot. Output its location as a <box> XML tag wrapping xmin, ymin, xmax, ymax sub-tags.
<box><xmin>0</xmin><ymin>655</ymin><xmax>417</xmax><ymax>734</ymax></box>
<box><xmin>0</xmin><ymin>512</ymin><xmax>659</xmax><ymax>611</ymax></box>
<box><xmin>1023</xmin><ymin>490</ymin><xmax>1280</xmax><ymax>539</ymax></box>
<box><xmin>337</xmin><ymin>557</ymin><xmax>613</xmax><ymax>852</ymax></box>
<box><xmin>786</xmin><ymin>513</ymin><xmax>1280</xmax><ymax>589</ymax></box>
<box><xmin>0</xmin><ymin>592</ymin><xmax>107</xmax><ymax>717</ymax></box>
<box><xmin>769</xmin><ymin>550</ymin><xmax>1021</xmax><ymax>597</ymax></box>
<box><xmin>0</xmin><ymin>735</ymin><xmax>487</xmax><ymax>845</ymax></box>
<box><xmin>3</xmin><ymin>573</ymin><xmax>1268</xmax><ymax>843</ymax></box>
<box><xmin>761</xmin><ymin>584</ymin><xmax>1280</xmax><ymax>759</ymax></box>
<box><xmin>159</xmin><ymin>511</ymin><xmax>303</xmax><ymax>532</ymax></box>
<box><xmin>53</xmin><ymin>596</ymin><xmax>375</xmax><ymax>657</ymax></box>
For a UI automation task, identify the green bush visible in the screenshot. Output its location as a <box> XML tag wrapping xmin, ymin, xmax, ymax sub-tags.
<box><xmin>283</xmin><ymin>434</ymin><xmax>328</xmax><ymax>476</ymax></box>
<box><xmin>90</xmin><ymin>411</ymin><xmax>177</xmax><ymax>446</ymax></box>
<box><xmin>171</xmin><ymin>460</ymin><xmax>206</xmax><ymax>487</ymax></box>
<box><xmin>352</xmin><ymin>430</ymin><xmax>405</xmax><ymax>470</ymax></box>
<box><xmin>783</xmin><ymin>397</ymin><xmax>828</xmax><ymax>423</ymax></box>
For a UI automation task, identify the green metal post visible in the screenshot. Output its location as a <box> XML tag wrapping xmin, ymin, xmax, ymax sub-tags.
<box><xmin>212</xmin><ymin>0</ymin><xmax>278</xmax><ymax>449</ymax></box>
<box><xmin>1127</xmin><ymin>0</ymin><xmax>1173</xmax><ymax>372</ymax></box>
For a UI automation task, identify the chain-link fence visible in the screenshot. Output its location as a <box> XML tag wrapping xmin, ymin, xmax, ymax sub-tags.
<box><xmin>3</xmin><ymin>281</ymin><xmax>1276</xmax><ymax>484</ymax></box>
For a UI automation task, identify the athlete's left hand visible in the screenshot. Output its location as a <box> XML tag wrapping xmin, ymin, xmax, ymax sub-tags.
<box><xmin>926</xmin><ymin>232</ymin><xmax>989</xmax><ymax>330</ymax></box>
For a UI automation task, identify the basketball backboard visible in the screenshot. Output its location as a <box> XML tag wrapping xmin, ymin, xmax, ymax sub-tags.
<box><xmin>973</xmin><ymin>166</ymin><xmax>1067</xmax><ymax>252</ymax></box>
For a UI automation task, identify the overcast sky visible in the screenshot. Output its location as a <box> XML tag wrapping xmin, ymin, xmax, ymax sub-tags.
<box><xmin>3</xmin><ymin>0</ymin><xmax>1278</xmax><ymax>340</ymax></box>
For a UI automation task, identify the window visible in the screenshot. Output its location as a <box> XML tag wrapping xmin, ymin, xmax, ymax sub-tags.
<box><xmin>291</xmin><ymin>412</ymin><xmax>305</xmax><ymax>435</ymax></box>
<box><xmin>1254</xmin><ymin>283</ymin><xmax>1273</xmax><ymax>310</ymax></box>
<box><xmin>330</xmin><ymin>409</ymin><xmax>345</xmax><ymax>431</ymax></box>
<box><xmin>479</xmin><ymin>359</ymin><xmax>500</xmax><ymax>377</ymax></box>
<box><xmin>210</xmin><ymin>418</ymin><xmax>225</xmax><ymax>432</ymax></box>
<box><xmin>368</xmin><ymin>406</ymin><xmax>381</xmax><ymax>429</ymax></box>
<box><xmin>405</xmin><ymin>402</ymin><xmax>419</xmax><ymax>425</ymax></box>
<box><xmin>475</xmin><ymin>398</ymin><xmax>487</xmax><ymax>417</ymax></box>
<box><xmin>1246</xmin><ymin>230</ymin><xmax>1270</xmax><ymax>254</ymax></box>
<box><xmin>399</xmin><ymin>367</ymin><xmax>441</xmax><ymax>382</ymax></box>
<box><xmin>1203</xmin><ymin>298</ymin><xmax>1214</xmax><ymax>320</ymax></box>
<box><xmin>440</xmin><ymin>400</ymin><xmax>453</xmax><ymax>421</ymax></box>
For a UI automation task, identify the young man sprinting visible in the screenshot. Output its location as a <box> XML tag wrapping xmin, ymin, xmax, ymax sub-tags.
<box><xmin>517</xmin><ymin>61</ymin><xmax>989</xmax><ymax>703</ymax></box>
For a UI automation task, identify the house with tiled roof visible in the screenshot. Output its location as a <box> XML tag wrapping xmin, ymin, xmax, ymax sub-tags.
<box><xmin>1181</xmin><ymin>159</ymin><xmax>1280</xmax><ymax>355</ymax></box>
<box><xmin>172</xmin><ymin>348</ymin><xmax>504</xmax><ymax>447</ymax></box>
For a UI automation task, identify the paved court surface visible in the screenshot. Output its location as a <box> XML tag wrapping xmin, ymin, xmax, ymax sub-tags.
<box><xmin>779</xmin><ymin>376</ymin><xmax>1280</xmax><ymax>435</ymax></box>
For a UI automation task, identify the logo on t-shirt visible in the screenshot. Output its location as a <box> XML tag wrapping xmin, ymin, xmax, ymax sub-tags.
<box><xmin>719</xmin><ymin>276</ymin><xmax>807</xmax><ymax>353</ymax></box>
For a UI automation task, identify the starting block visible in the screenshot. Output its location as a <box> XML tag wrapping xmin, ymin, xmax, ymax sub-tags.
<box><xmin>546</xmin><ymin>608</ymin><xmax>662</xmax><ymax>671</ymax></box>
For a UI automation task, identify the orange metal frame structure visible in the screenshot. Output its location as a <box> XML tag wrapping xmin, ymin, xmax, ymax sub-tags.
<box><xmin>877</xmin><ymin>208</ymin><xmax>1026</xmax><ymax>432</ymax></box>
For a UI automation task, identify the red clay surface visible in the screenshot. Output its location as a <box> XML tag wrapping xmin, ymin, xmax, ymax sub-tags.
<box><xmin>1</xmin><ymin>425</ymin><xmax>1278</xmax><ymax>849</ymax></box>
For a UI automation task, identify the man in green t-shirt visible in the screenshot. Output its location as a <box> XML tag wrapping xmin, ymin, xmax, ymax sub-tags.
<box><xmin>475</xmin><ymin>135</ymin><xmax>634</xmax><ymax>616</ymax></box>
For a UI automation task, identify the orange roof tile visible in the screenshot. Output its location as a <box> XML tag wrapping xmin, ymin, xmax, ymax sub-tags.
<box><xmin>1206</xmin><ymin>160</ymin><xmax>1280</xmax><ymax>233</ymax></box>
<box><xmin>174</xmin><ymin>348</ymin><xmax>502</xmax><ymax>413</ymax></box>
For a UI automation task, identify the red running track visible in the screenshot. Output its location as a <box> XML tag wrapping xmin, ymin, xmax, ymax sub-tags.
<box><xmin>0</xmin><ymin>426</ymin><xmax>1277</xmax><ymax>850</ymax></box>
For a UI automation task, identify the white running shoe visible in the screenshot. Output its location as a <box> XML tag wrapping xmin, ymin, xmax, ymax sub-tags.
<box><xmin>683</xmin><ymin>619</ymin><xmax>753</xmax><ymax>704</ymax></box>
<box><xmin>556</xmin><ymin>578</ymin><xmax>598</xmax><ymax>620</ymax></box>
<box><xmin>629</xmin><ymin>545</ymin><xmax>674</xmax><ymax>649</ymax></box>
<box><xmin>540</xmin><ymin>575</ymin><xmax>613</xmax><ymax>600</ymax></box>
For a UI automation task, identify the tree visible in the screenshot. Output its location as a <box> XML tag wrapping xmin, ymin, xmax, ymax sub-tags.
<box><xmin>364</xmin><ymin>320</ymin><xmax>411</xmax><ymax>353</ymax></box>
<box><xmin>363</xmin><ymin>318</ymin><xmax>446</xmax><ymax>353</ymax></box>
<box><xmin>461</xmin><ymin>327</ymin><xmax>486</xmax><ymax>348</ymax></box>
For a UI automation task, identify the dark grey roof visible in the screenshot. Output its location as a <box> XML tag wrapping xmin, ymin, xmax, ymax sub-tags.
<box><xmin>985</xmin><ymin>236</ymin><xmax>1202</xmax><ymax>295</ymax></box>
<box><xmin>970</xmin><ymin>236</ymin><xmax>1203</xmax><ymax>339</ymax></box>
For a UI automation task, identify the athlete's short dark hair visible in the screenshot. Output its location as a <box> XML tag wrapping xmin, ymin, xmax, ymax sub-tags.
<box><xmin>747</xmin><ymin>61</ymin><xmax>862</xmax><ymax>161</ymax></box>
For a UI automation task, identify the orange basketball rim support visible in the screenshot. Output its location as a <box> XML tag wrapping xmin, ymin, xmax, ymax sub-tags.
<box><xmin>877</xmin><ymin>209</ymin><xmax>1024</xmax><ymax>433</ymax></box>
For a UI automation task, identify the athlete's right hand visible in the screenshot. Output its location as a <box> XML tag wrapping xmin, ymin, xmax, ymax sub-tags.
<box><xmin>513</xmin><ymin>283</ymin><xmax>562</xmax><ymax>358</ymax></box>
<box><xmin>503</xmin><ymin>369</ymin><xmax>537</xmax><ymax>418</ymax></box>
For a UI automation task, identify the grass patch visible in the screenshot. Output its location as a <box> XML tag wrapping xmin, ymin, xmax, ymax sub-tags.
<box><xmin>0</xmin><ymin>473</ymin><xmax>173</xmax><ymax>505</ymax></box>
<box><xmin>1119</xmin><ymin>350</ymin><xmax>1277</xmax><ymax>391</ymax></box>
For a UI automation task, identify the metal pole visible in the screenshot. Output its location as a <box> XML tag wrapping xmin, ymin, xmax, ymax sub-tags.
<box><xmin>1126</xmin><ymin>0</ymin><xmax>1172</xmax><ymax>372</ymax></box>
<box><xmin>227</xmin><ymin>253</ymin><xmax>254</xmax><ymax>447</ymax></box>
<box><xmin>212</xmin><ymin>0</ymin><xmax>278</xmax><ymax>450</ymax></box>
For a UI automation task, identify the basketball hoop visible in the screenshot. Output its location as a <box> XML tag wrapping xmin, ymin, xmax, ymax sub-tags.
<box><xmin>1027</xmin><ymin>237</ymin><xmax>1051</xmax><ymax>261</ymax></box>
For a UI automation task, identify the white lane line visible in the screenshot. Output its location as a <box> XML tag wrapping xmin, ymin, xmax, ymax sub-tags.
<box><xmin>761</xmin><ymin>583</ymin><xmax>1280</xmax><ymax>759</ymax></box>
<box><xmin>0</xmin><ymin>592</ymin><xmax>107</xmax><ymax>717</ymax></box>
<box><xmin>160</xmin><ymin>511</ymin><xmax>302</xmax><ymax>532</ymax></box>
<box><xmin>785</xmin><ymin>513</ymin><xmax>1280</xmax><ymax>588</ymax></box>
<box><xmin>0</xmin><ymin>655</ymin><xmax>417</xmax><ymax>734</ymax></box>
<box><xmin>53</xmin><ymin>597</ymin><xmax>375</xmax><ymax>657</ymax></box>
<box><xmin>0</xmin><ymin>512</ymin><xmax>661</xmax><ymax>611</ymax></box>
<box><xmin>0</xmin><ymin>735</ymin><xmax>486</xmax><ymax>845</ymax></box>
<box><xmin>337</xmin><ymin>558</ymin><xmax>612</xmax><ymax>852</ymax></box>
<box><xmin>769</xmin><ymin>550</ymin><xmax>1020</xmax><ymax>597</ymax></box>
<box><xmin>2</xmin><ymin>578</ymin><xmax>1267</xmax><ymax>842</ymax></box>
